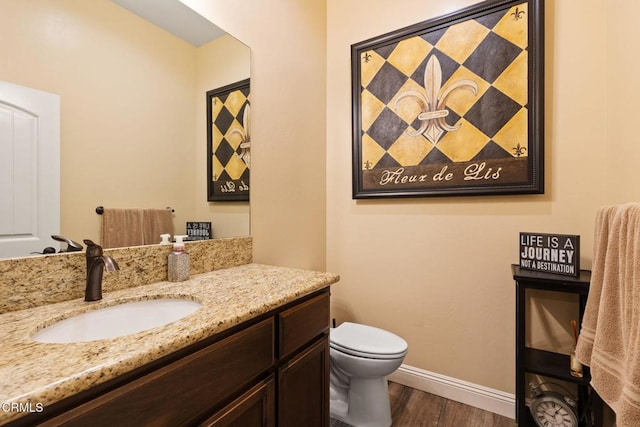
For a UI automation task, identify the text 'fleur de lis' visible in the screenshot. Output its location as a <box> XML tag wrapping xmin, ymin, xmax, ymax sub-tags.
<box><xmin>394</xmin><ymin>55</ymin><xmax>478</xmax><ymax>145</ymax></box>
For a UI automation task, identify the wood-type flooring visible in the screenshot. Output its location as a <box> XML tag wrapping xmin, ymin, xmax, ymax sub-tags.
<box><xmin>330</xmin><ymin>381</ymin><xmax>514</xmax><ymax>427</ymax></box>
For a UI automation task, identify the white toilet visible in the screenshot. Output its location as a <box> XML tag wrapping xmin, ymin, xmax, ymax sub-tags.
<box><xmin>329</xmin><ymin>322</ymin><xmax>408</xmax><ymax>427</ymax></box>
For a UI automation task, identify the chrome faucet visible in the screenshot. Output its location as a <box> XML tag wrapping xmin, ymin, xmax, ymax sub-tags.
<box><xmin>84</xmin><ymin>239</ymin><xmax>119</xmax><ymax>301</ymax></box>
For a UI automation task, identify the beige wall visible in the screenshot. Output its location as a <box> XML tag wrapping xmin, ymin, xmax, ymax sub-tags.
<box><xmin>0</xmin><ymin>0</ymin><xmax>251</xmax><ymax>246</ymax></box>
<box><xmin>184</xmin><ymin>0</ymin><xmax>631</xmax><ymax>396</ymax></box>
<box><xmin>326</xmin><ymin>0</ymin><xmax>613</xmax><ymax>395</ymax></box>
<box><xmin>0</xmin><ymin>0</ymin><xmax>195</xmax><ymax>244</ymax></box>
<box><xmin>7</xmin><ymin>0</ymin><xmax>639</xmax><ymax>405</ymax></box>
<box><xmin>195</xmin><ymin>35</ymin><xmax>251</xmax><ymax>238</ymax></box>
<box><xmin>605</xmin><ymin>0</ymin><xmax>640</xmax><ymax>204</ymax></box>
<box><xmin>183</xmin><ymin>0</ymin><xmax>328</xmax><ymax>271</ymax></box>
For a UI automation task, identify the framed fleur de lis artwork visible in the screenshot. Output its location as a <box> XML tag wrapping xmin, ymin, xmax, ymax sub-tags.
<box><xmin>207</xmin><ymin>79</ymin><xmax>250</xmax><ymax>201</ymax></box>
<box><xmin>351</xmin><ymin>0</ymin><xmax>544</xmax><ymax>198</ymax></box>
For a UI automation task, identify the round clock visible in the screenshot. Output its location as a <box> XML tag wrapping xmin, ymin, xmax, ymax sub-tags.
<box><xmin>529</xmin><ymin>382</ymin><xmax>578</xmax><ymax>427</ymax></box>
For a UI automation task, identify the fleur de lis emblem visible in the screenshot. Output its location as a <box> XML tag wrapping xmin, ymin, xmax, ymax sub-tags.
<box><xmin>394</xmin><ymin>55</ymin><xmax>478</xmax><ymax>145</ymax></box>
<box><xmin>363</xmin><ymin>52</ymin><xmax>372</xmax><ymax>63</ymax></box>
<box><xmin>512</xmin><ymin>143</ymin><xmax>526</xmax><ymax>157</ymax></box>
<box><xmin>229</xmin><ymin>104</ymin><xmax>251</xmax><ymax>167</ymax></box>
<box><xmin>511</xmin><ymin>7</ymin><xmax>525</xmax><ymax>21</ymax></box>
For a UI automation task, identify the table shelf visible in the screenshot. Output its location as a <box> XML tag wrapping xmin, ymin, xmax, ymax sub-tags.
<box><xmin>523</xmin><ymin>347</ymin><xmax>591</xmax><ymax>385</ymax></box>
<box><xmin>513</xmin><ymin>265</ymin><xmax>602</xmax><ymax>427</ymax></box>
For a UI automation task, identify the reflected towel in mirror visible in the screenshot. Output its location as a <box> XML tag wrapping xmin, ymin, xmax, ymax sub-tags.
<box><xmin>142</xmin><ymin>209</ymin><xmax>175</xmax><ymax>246</ymax></box>
<box><xmin>101</xmin><ymin>208</ymin><xmax>174</xmax><ymax>249</ymax></box>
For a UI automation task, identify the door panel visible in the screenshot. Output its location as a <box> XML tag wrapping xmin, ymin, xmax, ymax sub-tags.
<box><xmin>0</xmin><ymin>81</ymin><xmax>60</xmax><ymax>257</ymax></box>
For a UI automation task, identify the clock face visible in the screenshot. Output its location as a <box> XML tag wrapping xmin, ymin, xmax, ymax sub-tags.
<box><xmin>532</xmin><ymin>399</ymin><xmax>577</xmax><ymax>427</ymax></box>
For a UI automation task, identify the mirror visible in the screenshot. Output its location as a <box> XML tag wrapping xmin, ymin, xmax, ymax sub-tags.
<box><xmin>0</xmin><ymin>0</ymin><xmax>250</xmax><ymax>259</ymax></box>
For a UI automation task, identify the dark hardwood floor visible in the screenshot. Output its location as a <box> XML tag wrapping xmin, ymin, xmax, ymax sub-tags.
<box><xmin>331</xmin><ymin>381</ymin><xmax>515</xmax><ymax>427</ymax></box>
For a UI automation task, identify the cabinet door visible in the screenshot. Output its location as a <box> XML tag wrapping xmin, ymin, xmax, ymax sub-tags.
<box><xmin>278</xmin><ymin>335</ymin><xmax>329</xmax><ymax>427</ymax></box>
<box><xmin>201</xmin><ymin>375</ymin><xmax>275</xmax><ymax>427</ymax></box>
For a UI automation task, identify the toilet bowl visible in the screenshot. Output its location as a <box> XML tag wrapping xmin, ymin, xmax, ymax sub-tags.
<box><xmin>329</xmin><ymin>322</ymin><xmax>408</xmax><ymax>427</ymax></box>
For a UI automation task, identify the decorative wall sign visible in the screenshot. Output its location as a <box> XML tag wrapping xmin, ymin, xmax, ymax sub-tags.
<box><xmin>207</xmin><ymin>79</ymin><xmax>250</xmax><ymax>201</ymax></box>
<box><xmin>351</xmin><ymin>0</ymin><xmax>544</xmax><ymax>198</ymax></box>
<box><xmin>519</xmin><ymin>232</ymin><xmax>580</xmax><ymax>276</ymax></box>
<box><xmin>186</xmin><ymin>222</ymin><xmax>212</xmax><ymax>240</ymax></box>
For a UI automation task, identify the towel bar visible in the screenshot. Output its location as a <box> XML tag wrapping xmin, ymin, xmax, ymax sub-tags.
<box><xmin>95</xmin><ymin>206</ymin><xmax>174</xmax><ymax>215</ymax></box>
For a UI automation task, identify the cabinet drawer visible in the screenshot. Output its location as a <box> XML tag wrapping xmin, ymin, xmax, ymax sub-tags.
<box><xmin>41</xmin><ymin>318</ymin><xmax>275</xmax><ymax>427</ymax></box>
<box><xmin>278</xmin><ymin>292</ymin><xmax>329</xmax><ymax>359</ymax></box>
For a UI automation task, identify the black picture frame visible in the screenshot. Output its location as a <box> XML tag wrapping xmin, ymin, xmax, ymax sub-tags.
<box><xmin>207</xmin><ymin>78</ymin><xmax>250</xmax><ymax>202</ymax></box>
<box><xmin>351</xmin><ymin>0</ymin><xmax>544</xmax><ymax>198</ymax></box>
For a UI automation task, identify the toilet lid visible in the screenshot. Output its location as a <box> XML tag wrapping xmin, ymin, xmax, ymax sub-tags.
<box><xmin>330</xmin><ymin>322</ymin><xmax>407</xmax><ymax>359</ymax></box>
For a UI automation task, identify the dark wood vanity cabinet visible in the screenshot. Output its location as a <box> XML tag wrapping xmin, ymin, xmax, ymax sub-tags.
<box><xmin>201</xmin><ymin>375</ymin><xmax>276</xmax><ymax>427</ymax></box>
<box><xmin>278</xmin><ymin>337</ymin><xmax>329</xmax><ymax>427</ymax></box>
<box><xmin>277</xmin><ymin>292</ymin><xmax>331</xmax><ymax>427</ymax></box>
<box><xmin>13</xmin><ymin>289</ymin><xmax>330</xmax><ymax>427</ymax></box>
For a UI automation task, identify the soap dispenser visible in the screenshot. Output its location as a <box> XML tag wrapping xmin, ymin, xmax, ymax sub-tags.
<box><xmin>168</xmin><ymin>235</ymin><xmax>189</xmax><ymax>282</ymax></box>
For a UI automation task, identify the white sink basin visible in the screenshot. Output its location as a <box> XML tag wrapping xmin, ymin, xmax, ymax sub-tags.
<box><xmin>32</xmin><ymin>299</ymin><xmax>202</xmax><ymax>344</ymax></box>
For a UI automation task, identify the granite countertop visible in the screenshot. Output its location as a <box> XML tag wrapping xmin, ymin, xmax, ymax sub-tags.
<box><xmin>0</xmin><ymin>263</ymin><xmax>339</xmax><ymax>424</ymax></box>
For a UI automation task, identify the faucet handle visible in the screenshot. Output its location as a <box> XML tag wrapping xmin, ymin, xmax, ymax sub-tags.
<box><xmin>51</xmin><ymin>235</ymin><xmax>83</xmax><ymax>252</ymax></box>
<box><xmin>83</xmin><ymin>239</ymin><xmax>104</xmax><ymax>257</ymax></box>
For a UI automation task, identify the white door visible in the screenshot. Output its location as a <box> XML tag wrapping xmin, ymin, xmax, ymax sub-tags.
<box><xmin>0</xmin><ymin>81</ymin><xmax>60</xmax><ymax>258</ymax></box>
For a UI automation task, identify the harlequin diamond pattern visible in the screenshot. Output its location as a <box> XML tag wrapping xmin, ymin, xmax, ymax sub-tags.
<box><xmin>359</xmin><ymin>3</ymin><xmax>529</xmax><ymax>169</ymax></box>
<box><xmin>211</xmin><ymin>89</ymin><xmax>250</xmax><ymax>181</ymax></box>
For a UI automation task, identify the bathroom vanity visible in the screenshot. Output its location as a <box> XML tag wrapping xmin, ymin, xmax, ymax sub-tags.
<box><xmin>0</xmin><ymin>264</ymin><xmax>338</xmax><ymax>427</ymax></box>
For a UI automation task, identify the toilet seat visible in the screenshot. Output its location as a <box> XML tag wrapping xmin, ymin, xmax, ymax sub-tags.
<box><xmin>330</xmin><ymin>322</ymin><xmax>408</xmax><ymax>360</ymax></box>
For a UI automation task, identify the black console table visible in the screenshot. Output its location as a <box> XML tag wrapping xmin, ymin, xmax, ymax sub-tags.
<box><xmin>512</xmin><ymin>265</ymin><xmax>603</xmax><ymax>426</ymax></box>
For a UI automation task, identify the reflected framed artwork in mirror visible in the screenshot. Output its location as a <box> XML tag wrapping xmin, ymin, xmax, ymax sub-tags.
<box><xmin>351</xmin><ymin>0</ymin><xmax>544</xmax><ymax>199</ymax></box>
<box><xmin>207</xmin><ymin>79</ymin><xmax>251</xmax><ymax>201</ymax></box>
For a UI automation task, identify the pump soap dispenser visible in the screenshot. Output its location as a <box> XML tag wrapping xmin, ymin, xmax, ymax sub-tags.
<box><xmin>168</xmin><ymin>235</ymin><xmax>189</xmax><ymax>282</ymax></box>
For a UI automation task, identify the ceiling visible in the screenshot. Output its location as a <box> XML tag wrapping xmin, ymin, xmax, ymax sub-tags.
<box><xmin>111</xmin><ymin>0</ymin><xmax>226</xmax><ymax>46</ymax></box>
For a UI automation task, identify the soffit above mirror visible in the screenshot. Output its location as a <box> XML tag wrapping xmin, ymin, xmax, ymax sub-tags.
<box><xmin>111</xmin><ymin>0</ymin><xmax>226</xmax><ymax>46</ymax></box>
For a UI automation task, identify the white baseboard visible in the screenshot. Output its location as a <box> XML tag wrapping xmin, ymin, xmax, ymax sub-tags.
<box><xmin>388</xmin><ymin>364</ymin><xmax>515</xmax><ymax>419</ymax></box>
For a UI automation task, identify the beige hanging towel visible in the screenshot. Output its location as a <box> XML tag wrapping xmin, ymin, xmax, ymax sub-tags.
<box><xmin>142</xmin><ymin>209</ymin><xmax>175</xmax><ymax>245</ymax></box>
<box><xmin>575</xmin><ymin>203</ymin><xmax>640</xmax><ymax>427</ymax></box>
<box><xmin>101</xmin><ymin>208</ymin><xmax>145</xmax><ymax>249</ymax></box>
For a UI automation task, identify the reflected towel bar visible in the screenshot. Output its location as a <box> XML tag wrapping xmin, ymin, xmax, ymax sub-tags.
<box><xmin>95</xmin><ymin>206</ymin><xmax>174</xmax><ymax>215</ymax></box>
